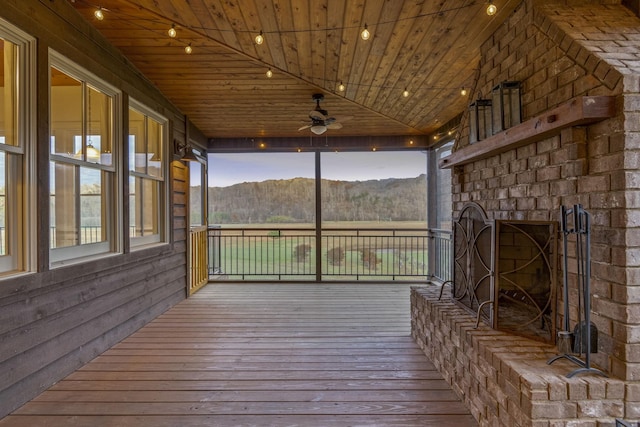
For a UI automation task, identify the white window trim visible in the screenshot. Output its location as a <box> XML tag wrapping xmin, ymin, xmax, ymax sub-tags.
<box><xmin>0</xmin><ymin>18</ymin><xmax>36</xmax><ymax>277</ymax></box>
<box><xmin>129</xmin><ymin>99</ymin><xmax>169</xmax><ymax>248</ymax></box>
<box><xmin>49</xmin><ymin>50</ymin><xmax>123</xmax><ymax>267</ymax></box>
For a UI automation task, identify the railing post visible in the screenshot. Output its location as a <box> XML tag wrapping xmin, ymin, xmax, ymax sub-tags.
<box><xmin>315</xmin><ymin>150</ymin><xmax>322</xmax><ymax>282</ymax></box>
<box><xmin>426</xmin><ymin>229</ymin><xmax>435</xmax><ymax>281</ymax></box>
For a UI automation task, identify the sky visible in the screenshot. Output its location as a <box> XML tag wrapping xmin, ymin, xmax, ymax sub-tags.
<box><xmin>207</xmin><ymin>151</ymin><xmax>428</xmax><ymax>187</ymax></box>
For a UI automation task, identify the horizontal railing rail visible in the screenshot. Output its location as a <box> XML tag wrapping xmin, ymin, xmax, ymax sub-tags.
<box><xmin>207</xmin><ymin>226</ymin><xmax>450</xmax><ymax>281</ymax></box>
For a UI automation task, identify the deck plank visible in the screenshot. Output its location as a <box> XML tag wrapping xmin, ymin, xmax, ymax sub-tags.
<box><xmin>1</xmin><ymin>283</ymin><xmax>477</xmax><ymax>426</ymax></box>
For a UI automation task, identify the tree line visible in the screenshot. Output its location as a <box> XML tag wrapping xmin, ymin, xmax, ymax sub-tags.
<box><xmin>199</xmin><ymin>175</ymin><xmax>427</xmax><ymax>224</ymax></box>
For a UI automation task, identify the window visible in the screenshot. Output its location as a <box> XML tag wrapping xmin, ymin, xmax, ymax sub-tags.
<box><xmin>433</xmin><ymin>140</ymin><xmax>453</xmax><ymax>230</ymax></box>
<box><xmin>0</xmin><ymin>20</ymin><xmax>34</xmax><ymax>275</ymax></box>
<box><xmin>189</xmin><ymin>149</ymin><xmax>207</xmax><ymax>227</ymax></box>
<box><xmin>128</xmin><ymin>100</ymin><xmax>167</xmax><ymax>247</ymax></box>
<box><xmin>49</xmin><ymin>52</ymin><xmax>120</xmax><ymax>264</ymax></box>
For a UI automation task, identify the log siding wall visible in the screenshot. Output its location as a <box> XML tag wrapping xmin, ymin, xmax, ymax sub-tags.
<box><xmin>0</xmin><ymin>1</ymin><xmax>195</xmax><ymax>418</ymax></box>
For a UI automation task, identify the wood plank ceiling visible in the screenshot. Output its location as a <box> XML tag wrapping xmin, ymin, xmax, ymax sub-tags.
<box><xmin>69</xmin><ymin>0</ymin><xmax>521</xmax><ymax>141</ymax></box>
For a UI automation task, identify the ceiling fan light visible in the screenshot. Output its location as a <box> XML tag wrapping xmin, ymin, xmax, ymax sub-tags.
<box><xmin>310</xmin><ymin>125</ymin><xmax>327</xmax><ymax>135</ymax></box>
<box><xmin>94</xmin><ymin>7</ymin><xmax>105</xmax><ymax>20</ymax></box>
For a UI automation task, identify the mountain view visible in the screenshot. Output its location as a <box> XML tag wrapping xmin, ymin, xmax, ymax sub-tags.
<box><xmin>200</xmin><ymin>174</ymin><xmax>427</xmax><ymax>224</ymax></box>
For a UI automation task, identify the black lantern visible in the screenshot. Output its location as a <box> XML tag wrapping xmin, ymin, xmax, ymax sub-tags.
<box><xmin>491</xmin><ymin>81</ymin><xmax>521</xmax><ymax>134</ymax></box>
<box><xmin>469</xmin><ymin>99</ymin><xmax>492</xmax><ymax>144</ymax></box>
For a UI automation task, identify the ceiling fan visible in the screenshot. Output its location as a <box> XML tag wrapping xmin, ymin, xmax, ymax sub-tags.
<box><xmin>298</xmin><ymin>94</ymin><xmax>352</xmax><ymax>135</ymax></box>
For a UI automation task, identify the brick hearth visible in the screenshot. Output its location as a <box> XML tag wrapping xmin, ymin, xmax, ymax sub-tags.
<box><xmin>411</xmin><ymin>286</ymin><xmax>639</xmax><ymax>427</ymax></box>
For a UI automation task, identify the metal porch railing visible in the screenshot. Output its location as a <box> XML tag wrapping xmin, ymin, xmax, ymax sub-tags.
<box><xmin>207</xmin><ymin>226</ymin><xmax>452</xmax><ymax>282</ymax></box>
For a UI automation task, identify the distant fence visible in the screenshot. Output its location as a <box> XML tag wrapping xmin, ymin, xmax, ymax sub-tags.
<box><xmin>208</xmin><ymin>226</ymin><xmax>452</xmax><ymax>282</ymax></box>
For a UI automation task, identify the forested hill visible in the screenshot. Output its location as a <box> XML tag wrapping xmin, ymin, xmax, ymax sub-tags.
<box><xmin>204</xmin><ymin>174</ymin><xmax>427</xmax><ymax>224</ymax></box>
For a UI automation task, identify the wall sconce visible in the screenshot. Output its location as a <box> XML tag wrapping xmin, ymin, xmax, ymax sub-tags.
<box><xmin>175</xmin><ymin>139</ymin><xmax>198</xmax><ymax>162</ymax></box>
<box><xmin>492</xmin><ymin>81</ymin><xmax>521</xmax><ymax>134</ymax></box>
<box><xmin>469</xmin><ymin>99</ymin><xmax>492</xmax><ymax>144</ymax></box>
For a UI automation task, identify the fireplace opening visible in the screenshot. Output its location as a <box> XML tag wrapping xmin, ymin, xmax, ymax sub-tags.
<box><xmin>452</xmin><ymin>203</ymin><xmax>557</xmax><ymax>343</ymax></box>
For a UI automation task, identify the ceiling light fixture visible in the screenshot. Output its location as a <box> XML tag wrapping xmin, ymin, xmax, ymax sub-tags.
<box><xmin>185</xmin><ymin>43</ymin><xmax>192</xmax><ymax>54</ymax></box>
<box><xmin>168</xmin><ymin>24</ymin><xmax>177</xmax><ymax>38</ymax></box>
<box><xmin>461</xmin><ymin>87</ymin><xmax>468</xmax><ymax>96</ymax></box>
<box><xmin>94</xmin><ymin>7</ymin><xmax>105</xmax><ymax>20</ymax></box>
<box><xmin>402</xmin><ymin>88</ymin><xmax>410</xmax><ymax>98</ymax></box>
<box><xmin>266</xmin><ymin>68</ymin><xmax>273</xmax><ymax>78</ymax></box>
<box><xmin>361</xmin><ymin>24</ymin><xmax>370</xmax><ymax>41</ymax></box>
<box><xmin>311</xmin><ymin>125</ymin><xmax>327</xmax><ymax>135</ymax></box>
<box><xmin>255</xmin><ymin>31</ymin><xmax>264</xmax><ymax>45</ymax></box>
<box><xmin>486</xmin><ymin>1</ymin><xmax>497</xmax><ymax>16</ymax></box>
<box><xmin>338</xmin><ymin>81</ymin><xmax>345</xmax><ymax>92</ymax></box>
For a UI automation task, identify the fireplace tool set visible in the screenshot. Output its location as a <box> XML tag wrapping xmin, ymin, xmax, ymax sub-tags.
<box><xmin>547</xmin><ymin>204</ymin><xmax>606</xmax><ymax>378</ymax></box>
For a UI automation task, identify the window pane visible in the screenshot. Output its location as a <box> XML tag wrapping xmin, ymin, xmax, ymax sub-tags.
<box><xmin>50</xmin><ymin>67</ymin><xmax>82</xmax><ymax>159</ymax></box>
<box><xmin>0</xmin><ymin>151</ymin><xmax>5</xmax><ymax>255</ymax></box>
<box><xmin>147</xmin><ymin>117</ymin><xmax>162</xmax><ymax>178</ymax></box>
<box><xmin>80</xmin><ymin>167</ymin><xmax>104</xmax><ymax>244</ymax></box>
<box><xmin>129</xmin><ymin>175</ymin><xmax>138</xmax><ymax>237</ymax></box>
<box><xmin>320</xmin><ymin>151</ymin><xmax>427</xmax><ymax>225</ymax></box>
<box><xmin>190</xmin><ymin>161</ymin><xmax>204</xmax><ymax>226</ymax></box>
<box><xmin>435</xmin><ymin>141</ymin><xmax>453</xmax><ymax>230</ymax></box>
<box><xmin>208</xmin><ymin>152</ymin><xmax>315</xmax><ymax>225</ymax></box>
<box><xmin>130</xmin><ymin>176</ymin><xmax>159</xmax><ymax>238</ymax></box>
<box><xmin>128</xmin><ymin>107</ymin><xmax>144</xmax><ymax>173</ymax></box>
<box><xmin>50</xmin><ymin>161</ymin><xmax>77</xmax><ymax>248</ymax></box>
<box><xmin>86</xmin><ymin>86</ymin><xmax>112</xmax><ymax>166</ymax></box>
<box><xmin>0</xmin><ymin>39</ymin><xmax>19</xmax><ymax>146</ymax></box>
<box><xmin>142</xmin><ymin>178</ymin><xmax>159</xmax><ymax>236</ymax></box>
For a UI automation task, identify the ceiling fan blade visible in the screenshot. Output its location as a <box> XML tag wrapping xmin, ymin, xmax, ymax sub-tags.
<box><xmin>309</xmin><ymin>110</ymin><xmax>326</xmax><ymax>121</ymax></box>
<box><xmin>326</xmin><ymin>122</ymin><xmax>343</xmax><ymax>130</ymax></box>
<box><xmin>298</xmin><ymin>124</ymin><xmax>312</xmax><ymax>131</ymax></box>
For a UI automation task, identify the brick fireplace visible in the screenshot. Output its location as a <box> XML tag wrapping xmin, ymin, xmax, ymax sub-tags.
<box><xmin>411</xmin><ymin>0</ymin><xmax>640</xmax><ymax>425</ymax></box>
<box><xmin>411</xmin><ymin>287</ymin><xmax>628</xmax><ymax>426</ymax></box>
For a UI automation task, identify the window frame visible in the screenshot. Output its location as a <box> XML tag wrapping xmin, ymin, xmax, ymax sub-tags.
<box><xmin>188</xmin><ymin>147</ymin><xmax>208</xmax><ymax>227</ymax></box>
<box><xmin>128</xmin><ymin>98</ymin><xmax>168</xmax><ymax>248</ymax></box>
<box><xmin>49</xmin><ymin>50</ymin><xmax>122</xmax><ymax>266</ymax></box>
<box><xmin>0</xmin><ymin>18</ymin><xmax>35</xmax><ymax>277</ymax></box>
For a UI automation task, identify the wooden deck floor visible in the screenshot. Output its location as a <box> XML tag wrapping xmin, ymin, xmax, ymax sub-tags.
<box><xmin>2</xmin><ymin>283</ymin><xmax>477</xmax><ymax>426</ymax></box>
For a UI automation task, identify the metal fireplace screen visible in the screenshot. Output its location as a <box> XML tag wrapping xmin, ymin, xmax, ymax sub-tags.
<box><xmin>452</xmin><ymin>203</ymin><xmax>557</xmax><ymax>343</ymax></box>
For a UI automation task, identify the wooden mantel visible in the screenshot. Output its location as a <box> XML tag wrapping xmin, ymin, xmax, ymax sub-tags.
<box><xmin>439</xmin><ymin>96</ymin><xmax>616</xmax><ymax>169</ymax></box>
